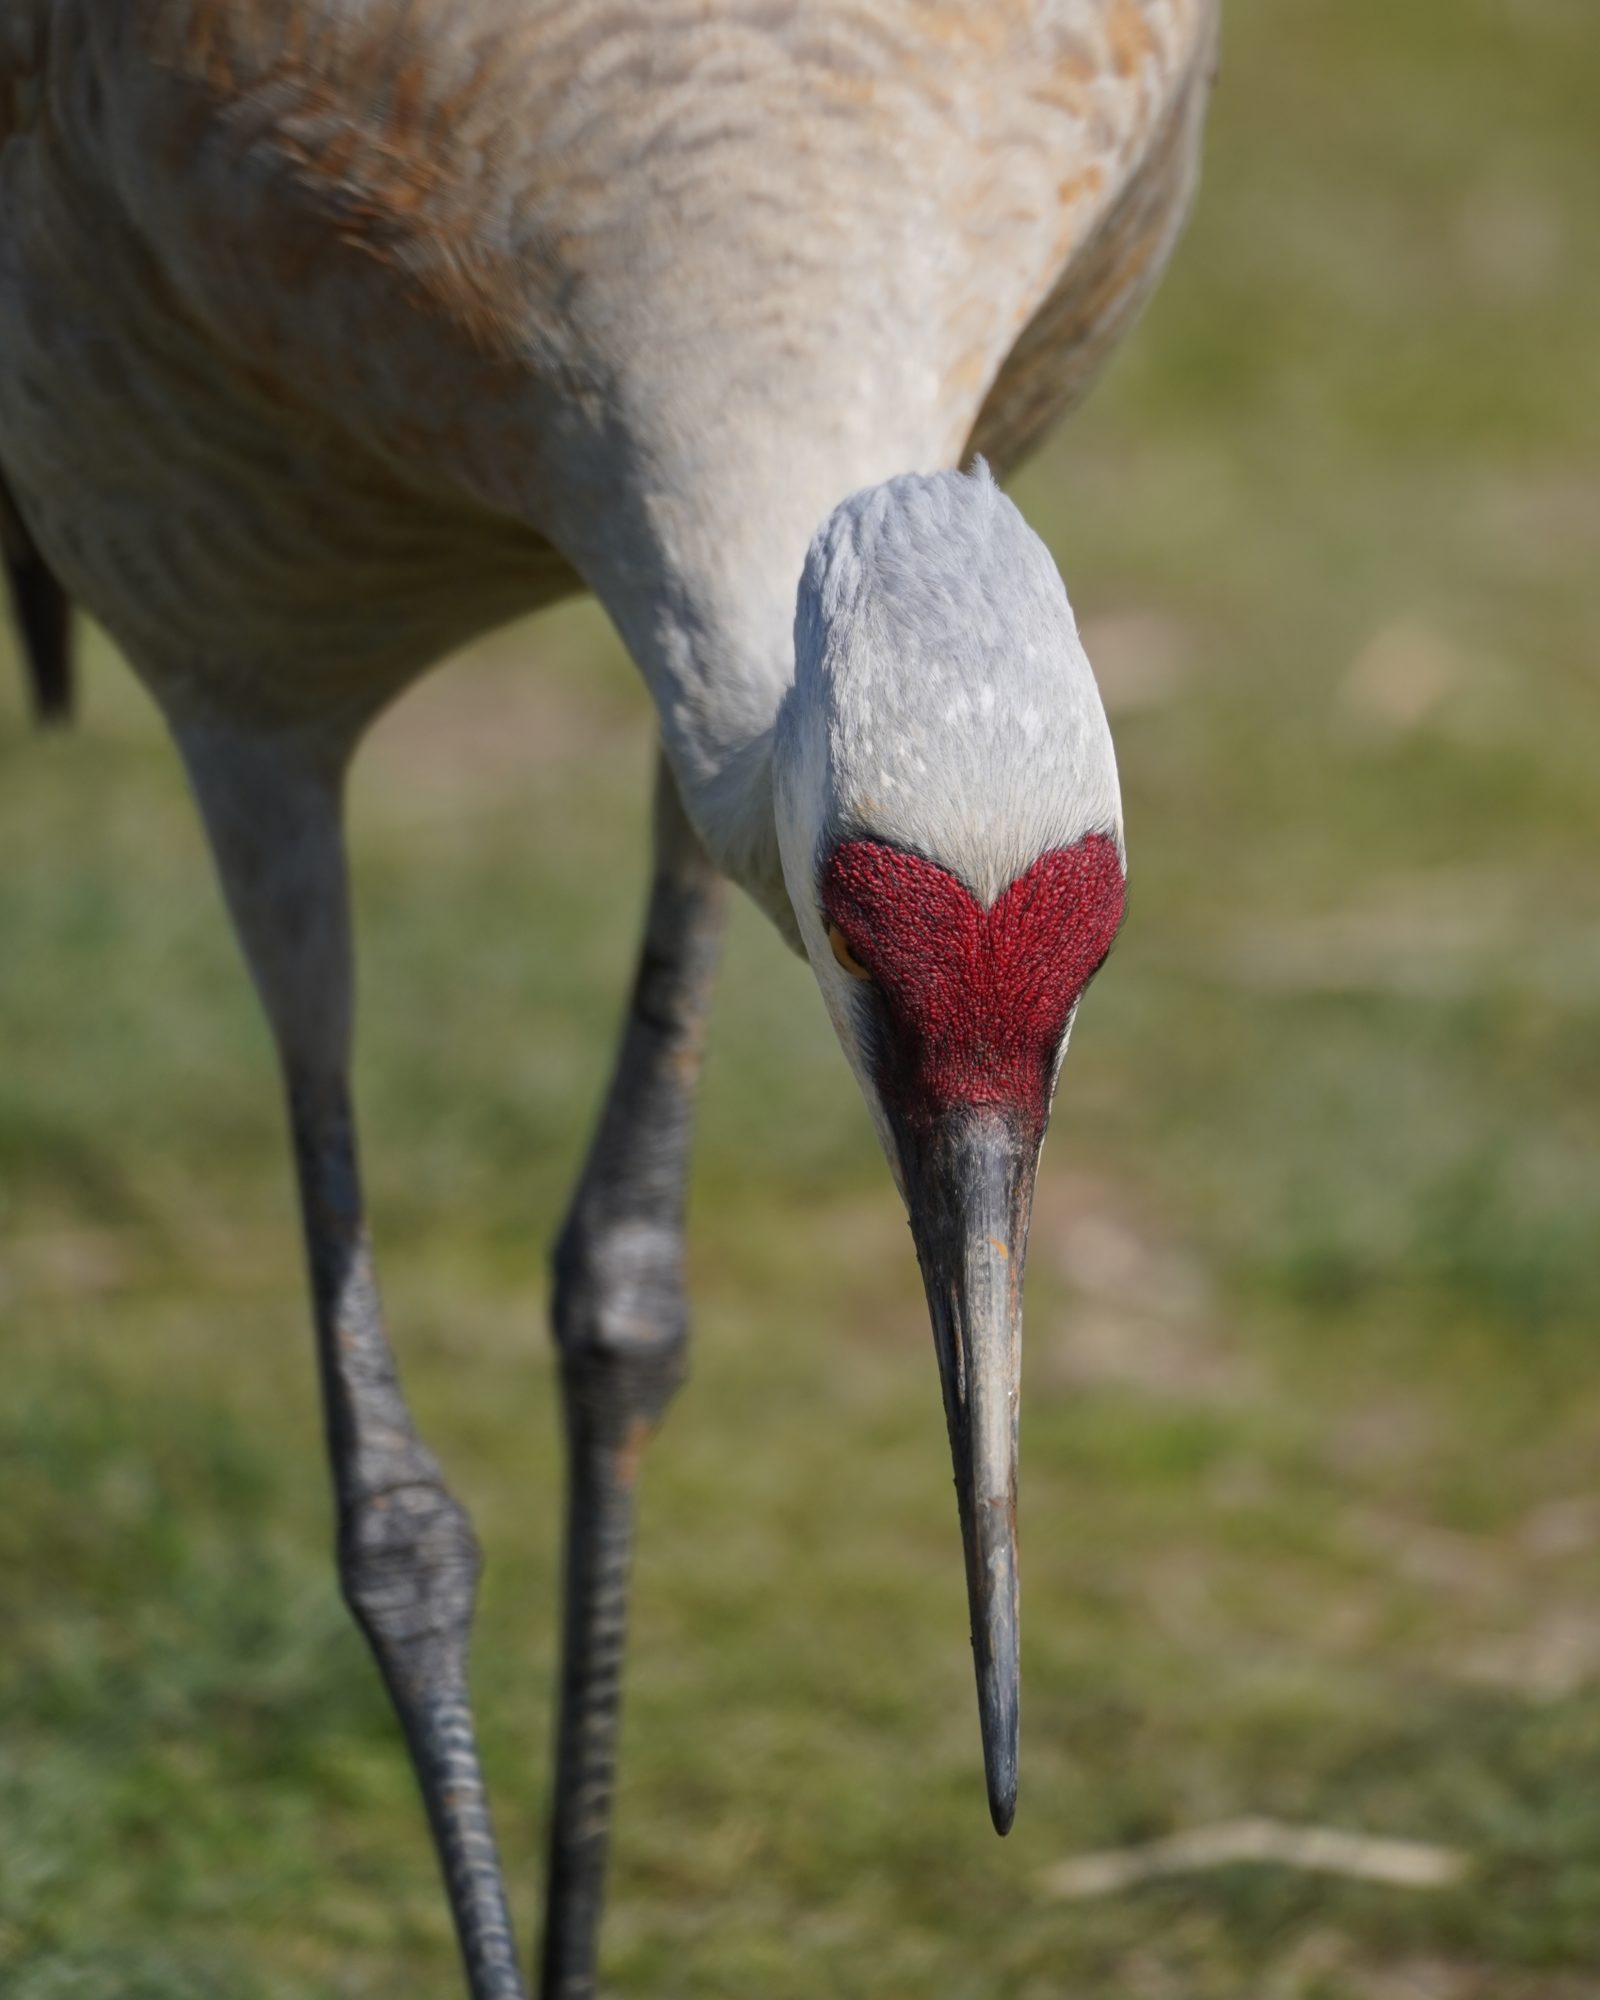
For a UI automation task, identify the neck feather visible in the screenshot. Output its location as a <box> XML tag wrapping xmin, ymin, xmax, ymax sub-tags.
<box><xmin>568</xmin><ymin>440</ymin><xmax>961</xmax><ymax>940</ymax></box>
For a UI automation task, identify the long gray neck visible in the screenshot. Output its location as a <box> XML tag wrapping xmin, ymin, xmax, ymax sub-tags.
<box><xmin>562</xmin><ymin>411</ymin><xmax>954</xmax><ymax>932</ymax></box>
<box><xmin>420</xmin><ymin>3</ymin><xmax>1047</xmax><ymax>911</ymax></box>
<box><xmin>272</xmin><ymin>2</ymin><xmax>1079</xmax><ymax>908</ymax></box>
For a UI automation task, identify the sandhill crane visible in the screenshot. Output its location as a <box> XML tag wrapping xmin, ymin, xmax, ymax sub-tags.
<box><xmin>1</xmin><ymin>4</ymin><xmax>1219</xmax><ymax>1994</ymax></box>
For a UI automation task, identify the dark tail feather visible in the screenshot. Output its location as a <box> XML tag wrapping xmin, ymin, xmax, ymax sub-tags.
<box><xmin>0</xmin><ymin>465</ymin><xmax>73</xmax><ymax>726</ymax></box>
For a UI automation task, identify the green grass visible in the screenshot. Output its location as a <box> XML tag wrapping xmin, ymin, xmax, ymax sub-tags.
<box><xmin>3</xmin><ymin>0</ymin><xmax>1599</xmax><ymax>1992</ymax></box>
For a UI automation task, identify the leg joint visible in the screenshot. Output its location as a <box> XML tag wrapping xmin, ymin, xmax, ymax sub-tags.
<box><xmin>552</xmin><ymin>1213</ymin><xmax>688</xmax><ymax>1362</ymax></box>
<box><xmin>338</xmin><ymin>1479</ymin><xmax>482</xmax><ymax>1686</ymax></box>
<box><xmin>552</xmin><ymin>1212</ymin><xmax>689</xmax><ymax>1417</ymax></box>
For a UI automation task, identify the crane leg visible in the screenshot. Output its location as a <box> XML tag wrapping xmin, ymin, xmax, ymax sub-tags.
<box><xmin>540</xmin><ymin>756</ymin><xmax>726</xmax><ymax>2000</ymax></box>
<box><xmin>175</xmin><ymin>720</ymin><xmax>526</xmax><ymax>2000</ymax></box>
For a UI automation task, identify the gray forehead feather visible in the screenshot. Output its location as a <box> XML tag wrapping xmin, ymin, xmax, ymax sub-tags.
<box><xmin>785</xmin><ymin>464</ymin><xmax>1122</xmax><ymax>904</ymax></box>
<box><xmin>800</xmin><ymin>461</ymin><xmax>1059</xmax><ymax>649</ymax></box>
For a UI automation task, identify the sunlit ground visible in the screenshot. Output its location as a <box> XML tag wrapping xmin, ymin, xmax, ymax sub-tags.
<box><xmin>3</xmin><ymin>1</ymin><xmax>1598</xmax><ymax>1993</ymax></box>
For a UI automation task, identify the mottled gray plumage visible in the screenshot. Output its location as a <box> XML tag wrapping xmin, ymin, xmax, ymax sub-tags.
<box><xmin>0</xmin><ymin>4</ymin><xmax>1217</xmax><ymax>1994</ymax></box>
<box><xmin>3</xmin><ymin>0</ymin><xmax>1213</xmax><ymax>886</ymax></box>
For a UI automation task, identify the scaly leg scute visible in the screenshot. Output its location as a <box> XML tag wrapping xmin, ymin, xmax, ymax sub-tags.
<box><xmin>181</xmin><ymin>721</ymin><xmax>527</xmax><ymax>2000</ymax></box>
<box><xmin>540</xmin><ymin>761</ymin><xmax>725</xmax><ymax>2000</ymax></box>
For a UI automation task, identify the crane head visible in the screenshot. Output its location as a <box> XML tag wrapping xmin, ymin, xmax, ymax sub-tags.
<box><xmin>774</xmin><ymin>463</ymin><xmax>1125</xmax><ymax>1834</ymax></box>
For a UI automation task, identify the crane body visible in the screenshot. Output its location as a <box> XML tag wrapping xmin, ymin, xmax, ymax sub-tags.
<box><xmin>0</xmin><ymin>4</ymin><xmax>1218</xmax><ymax>1994</ymax></box>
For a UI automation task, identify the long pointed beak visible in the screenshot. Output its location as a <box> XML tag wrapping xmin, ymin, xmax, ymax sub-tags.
<box><xmin>900</xmin><ymin>1105</ymin><xmax>1038</xmax><ymax>1835</ymax></box>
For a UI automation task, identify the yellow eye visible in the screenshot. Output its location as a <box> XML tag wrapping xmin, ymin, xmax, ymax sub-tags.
<box><xmin>827</xmin><ymin>922</ymin><xmax>872</xmax><ymax>981</ymax></box>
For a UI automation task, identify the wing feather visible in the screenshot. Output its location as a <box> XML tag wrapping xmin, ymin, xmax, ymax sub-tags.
<box><xmin>969</xmin><ymin>0</ymin><xmax>1220</xmax><ymax>476</ymax></box>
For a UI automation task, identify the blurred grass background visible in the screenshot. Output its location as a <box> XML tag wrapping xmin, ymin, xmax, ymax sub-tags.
<box><xmin>3</xmin><ymin>0</ymin><xmax>1599</xmax><ymax>1993</ymax></box>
